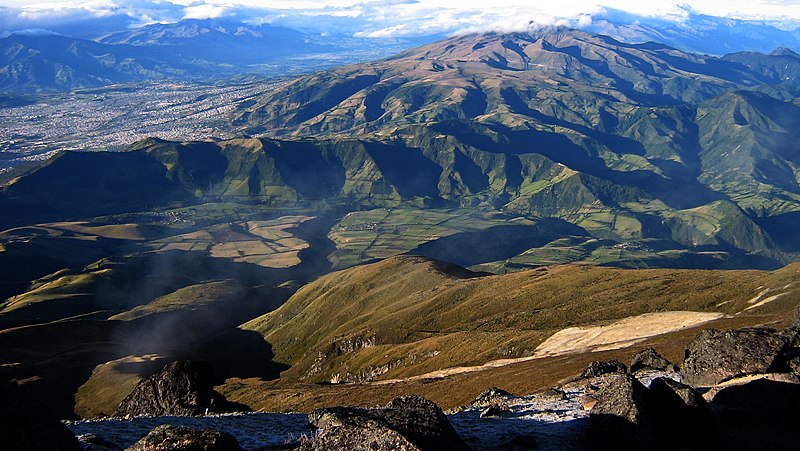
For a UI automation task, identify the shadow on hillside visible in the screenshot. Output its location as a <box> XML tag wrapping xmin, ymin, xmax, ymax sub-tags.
<box><xmin>408</xmin><ymin>220</ymin><xmax>588</xmax><ymax>267</ymax></box>
<box><xmin>0</xmin><ymin>317</ymin><xmax>290</xmax><ymax>419</ymax></box>
<box><xmin>198</xmin><ymin>329</ymin><xmax>289</xmax><ymax>381</ymax></box>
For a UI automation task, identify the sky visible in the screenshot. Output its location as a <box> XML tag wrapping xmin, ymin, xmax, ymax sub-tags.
<box><xmin>1</xmin><ymin>0</ymin><xmax>800</xmax><ymax>37</ymax></box>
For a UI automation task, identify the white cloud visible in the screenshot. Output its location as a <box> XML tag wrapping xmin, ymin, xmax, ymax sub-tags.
<box><xmin>182</xmin><ymin>4</ymin><xmax>230</xmax><ymax>20</ymax></box>
<box><xmin>1</xmin><ymin>0</ymin><xmax>799</xmax><ymax>37</ymax></box>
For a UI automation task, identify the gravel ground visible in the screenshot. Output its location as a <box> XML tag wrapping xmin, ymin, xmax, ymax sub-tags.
<box><xmin>67</xmin><ymin>412</ymin><xmax>310</xmax><ymax>450</ymax></box>
<box><xmin>67</xmin><ymin>370</ymin><xmax>680</xmax><ymax>450</ymax></box>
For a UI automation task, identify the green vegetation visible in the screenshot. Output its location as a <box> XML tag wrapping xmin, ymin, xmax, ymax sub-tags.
<box><xmin>2</xmin><ymin>29</ymin><xmax>800</xmax><ymax>419</ymax></box>
<box><xmin>244</xmin><ymin>256</ymin><xmax>800</xmax><ymax>384</ymax></box>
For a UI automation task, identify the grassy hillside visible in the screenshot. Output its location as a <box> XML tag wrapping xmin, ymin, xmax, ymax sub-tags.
<box><xmin>5</xmin><ymin>31</ymin><xmax>799</xmax><ymax>263</ymax></box>
<box><xmin>244</xmin><ymin>256</ymin><xmax>800</xmax><ymax>384</ymax></box>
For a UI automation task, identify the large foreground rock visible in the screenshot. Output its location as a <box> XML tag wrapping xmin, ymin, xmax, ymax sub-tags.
<box><xmin>588</xmin><ymin>374</ymin><xmax>655</xmax><ymax>448</ymax></box>
<box><xmin>115</xmin><ymin>361</ymin><xmax>249</xmax><ymax>417</ymax></box>
<box><xmin>580</xmin><ymin>360</ymin><xmax>627</xmax><ymax>379</ymax></box>
<box><xmin>630</xmin><ymin>348</ymin><xmax>676</xmax><ymax>373</ymax></box>
<box><xmin>126</xmin><ymin>424</ymin><xmax>243</xmax><ymax>451</ymax></box>
<box><xmin>302</xmin><ymin>395</ymin><xmax>469</xmax><ymax>450</ymax></box>
<box><xmin>681</xmin><ymin>328</ymin><xmax>786</xmax><ymax>386</ymax></box>
<box><xmin>0</xmin><ymin>377</ymin><xmax>83</xmax><ymax>451</ymax></box>
<box><xmin>712</xmin><ymin>378</ymin><xmax>800</xmax><ymax>450</ymax></box>
<box><xmin>588</xmin><ymin>374</ymin><xmax>717</xmax><ymax>449</ymax></box>
<box><xmin>648</xmin><ymin>377</ymin><xmax>716</xmax><ymax>449</ymax></box>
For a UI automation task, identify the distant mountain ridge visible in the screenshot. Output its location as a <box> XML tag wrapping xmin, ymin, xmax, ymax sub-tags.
<box><xmin>2</xmin><ymin>12</ymin><xmax>800</xmax><ymax>93</ymax></box>
<box><xmin>2</xmin><ymin>29</ymin><xmax>799</xmax><ymax>268</ymax></box>
<box><xmin>587</xmin><ymin>9</ymin><xmax>800</xmax><ymax>56</ymax></box>
<box><xmin>0</xmin><ymin>20</ymin><xmax>441</xmax><ymax>93</ymax></box>
<box><xmin>0</xmin><ymin>33</ymin><xmax>189</xmax><ymax>92</ymax></box>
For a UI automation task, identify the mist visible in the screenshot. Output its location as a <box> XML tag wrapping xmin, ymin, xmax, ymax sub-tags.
<box><xmin>2</xmin><ymin>0</ymin><xmax>799</xmax><ymax>39</ymax></box>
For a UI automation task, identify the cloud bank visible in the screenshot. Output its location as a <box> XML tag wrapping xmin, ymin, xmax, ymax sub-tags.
<box><xmin>1</xmin><ymin>0</ymin><xmax>799</xmax><ymax>38</ymax></box>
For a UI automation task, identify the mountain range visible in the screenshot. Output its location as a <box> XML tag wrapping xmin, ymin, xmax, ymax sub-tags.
<box><xmin>6</xmin><ymin>29</ymin><xmax>797</xmax><ymax>265</ymax></box>
<box><xmin>2</xmin><ymin>12</ymin><xmax>800</xmax><ymax>93</ymax></box>
<box><xmin>0</xmin><ymin>20</ymin><xmax>439</xmax><ymax>92</ymax></box>
<box><xmin>2</xmin><ymin>27</ymin><xmax>800</xmax><ymax>421</ymax></box>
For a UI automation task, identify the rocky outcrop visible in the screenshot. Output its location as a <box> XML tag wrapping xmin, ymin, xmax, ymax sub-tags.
<box><xmin>126</xmin><ymin>424</ymin><xmax>243</xmax><ymax>451</ymax></box>
<box><xmin>584</xmin><ymin>324</ymin><xmax>800</xmax><ymax>449</ymax></box>
<box><xmin>681</xmin><ymin>328</ymin><xmax>787</xmax><ymax>386</ymax></box>
<box><xmin>580</xmin><ymin>360</ymin><xmax>627</xmax><ymax>378</ymax></box>
<box><xmin>471</xmin><ymin>387</ymin><xmax>513</xmax><ymax>406</ymax></box>
<box><xmin>588</xmin><ymin>373</ymin><xmax>717</xmax><ymax>449</ymax></box>
<box><xmin>303</xmin><ymin>395</ymin><xmax>470</xmax><ymax>451</ymax></box>
<box><xmin>712</xmin><ymin>378</ymin><xmax>800</xmax><ymax>450</ymax></box>
<box><xmin>588</xmin><ymin>374</ymin><xmax>655</xmax><ymax>447</ymax></box>
<box><xmin>115</xmin><ymin>361</ymin><xmax>249</xmax><ymax>417</ymax></box>
<box><xmin>0</xmin><ymin>376</ymin><xmax>83</xmax><ymax>451</ymax></box>
<box><xmin>630</xmin><ymin>348</ymin><xmax>677</xmax><ymax>373</ymax></box>
<box><xmin>648</xmin><ymin>377</ymin><xmax>716</xmax><ymax>448</ymax></box>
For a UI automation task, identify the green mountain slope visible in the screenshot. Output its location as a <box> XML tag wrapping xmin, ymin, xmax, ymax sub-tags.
<box><xmin>3</xmin><ymin>29</ymin><xmax>800</xmax><ymax>269</ymax></box>
<box><xmin>242</xmin><ymin>256</ymin><xmax>800</xmax><ymax>384</ymax></box>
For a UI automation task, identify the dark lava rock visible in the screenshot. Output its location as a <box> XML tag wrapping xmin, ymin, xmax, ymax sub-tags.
<box><xmin>540</xmin><ymin>387</ymin><xmax>567</xmax><ymax>400</ymax></box>
<box><xmin>649</xmin><ymin>377</ymin><xmax>708</xmax><ymax>410</ymax></box>
<box><xmin>711</xmin><ymin>379</ymin><xmax>800</xmax><ymax>450</ymax></box>
<box><xmin>297</xmin><ymin>425</ymin><xmax>417</xmax><ymax>450</ymax></box>
<box><xmin>648</xmin><ymin>377</ymin><xmax>716</xmax><ymax>449</ymax></box>
<box><xmin>471</xmin><ymin>387</ymin><xmax>513</xmax><ymax>406</ymax></box>
<box><xmin>630</xmin><ymin>348</ymin><xmax>676</xmax><ymax>373</ymax></box>
<box><xmin>305</xmin><ymin>395</ymin><xmax>469</xmax><ymax>451</ymax></box>
<box><xmin>590</xmin><ymin>374</ymin><xmax>653</xmax><ymax>427</ymax></box>
<box><xmin>788</xmin><ymin>355</ymin><xmax>800</xmax><ymax>377</ymax></box>
<box><xmin>0</xmin><ymin>376</ymin><xmax>83</xmax><ymax>451</ymax></box>
<box><xmin>580</xmin><ymin>360</ymin><xmax>627</xmax><ymax>378</ymax></box>
<box><xmin>587</xmin><ymin>374</ymin><xmax>660</xmax><ymax>449</ymax></box>
<box><xmin>115</xmin><ymin>360</ymin><xmax>249</xmax><ymax>417</ymax></box>
<box><xmin>479</xmin><ymin>406</ymin><xmax>510</xmax><ymax>418</ymax></box>
<box><xmin>681</xmin><ymin>328</ymin><xmax>787</xmax><ymax>387</ymax></box>
<box><xmin>126</xmin><ymin>424</ymin><xmax>243</xmax><ymax>451</ymax></box>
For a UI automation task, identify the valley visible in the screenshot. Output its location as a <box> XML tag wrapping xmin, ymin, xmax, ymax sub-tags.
<box><xmin>1</xmin><ymin>23</ymin><xmax>800</xmax><ymax>450</ymax></box>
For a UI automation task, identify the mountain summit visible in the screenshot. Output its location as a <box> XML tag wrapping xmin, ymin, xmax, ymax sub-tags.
<box><xmin>236</xmin><ymin>28</ymin><xmax>797</xmax><ymax>136</ymax></box>
<box><xmin>3</xmin><ymin>29</ymin><xmax>800</xmax><ymax>267</ymax></box>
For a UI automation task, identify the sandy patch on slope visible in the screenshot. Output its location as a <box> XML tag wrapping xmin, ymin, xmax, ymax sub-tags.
<box><xmin>375</xmin><ymin>311</ymin><xmax>723</xmax><ymax>384</ymax></box>
<box><xmin>533</xmin><ymin>311</ymin><xmax>724</xmax><ymax>358</ymax></box>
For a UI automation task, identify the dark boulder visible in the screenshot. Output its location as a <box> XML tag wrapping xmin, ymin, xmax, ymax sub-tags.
<box><xmin>649</xmin><ymin>378</ymin><xmax>708</xmax><ymax>410</ymax></box>
<box><xmin>0</xmin><ymin>376</ymin><xmax>82</xmax><ymax>451</ymax></box>
<box><xmin>775</xmin><ymin>327</ymin><xmax>800</xmax><ymax>375</ymax></box>
<box><xmin>630</xmin><ymin>348</ymin><xmax>677</xmax><ymax>373</ymax></box>
<box><xmin>788</xmin><ymin>355</ymin><xmax>800</xmax><ymax>377</ymax></box>
<box><xmin>588</xmin><ymin>374</ymin><xmax>721</xmax><ymax>450</ymax></box>
<box><xmin>305</xmin><ymin>395</ymin><xmax>469</xmax><ymax>451</ymax></box>
<box><xmin>590</xmin><ymin>374</ymin><xmax>654</xmax><ymax>426</ymax></box>
<box><xmin>115</xmin><ymin>360</ymin><xmax>249</xmax><ymax>417</ymax></box>
<box><xmin>126</xmin><ymin>424</ymin><xmax>243</xmax><ymax>451</ymax></box>
<box><xmin>471</xmin><ymin>387</ymin><xmax>513</xmax><ymax>406</ymax></box>
<box><xmin>297</xmin><ymin>425</ymin><xmax>417</xmax><ymax>450</ymax></box>
<box><xmin>588</xmin><ymin>374</ymin><xmax>655</xmax><ymax>448</ymax></box>
<box><xmin>711</xmin><ymin>379</ymin><xmax>800</xmax><ymax>450</ymax></box>
<box><xmin>648</xmin><ymin>377</ymin><xmax>716</xmax><ymax>449</ymax></box>
<box><xmin>681</xmin><ymin>328</ymin><xmax>787</xmax><ymax>387</ymax></box>
<box><xmin>479</xmin><ymin>406</ymin><xmax>510</xmax><ymax>418</ymax></box>
<box><xmin>580</xmin><ymin>360</ymin><xmax>627</xmax><ymax>378</ymax></box>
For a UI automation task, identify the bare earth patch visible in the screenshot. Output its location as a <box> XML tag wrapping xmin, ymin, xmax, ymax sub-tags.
<box><xmin>533</xmin><ymin>311</ymin><xmax>725</xmax><ymax>358</ymax></box>
<box><xmin>374</xmin><ymin>311</ymin><xmax>724</xmax><ymax>384</ymax></box>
